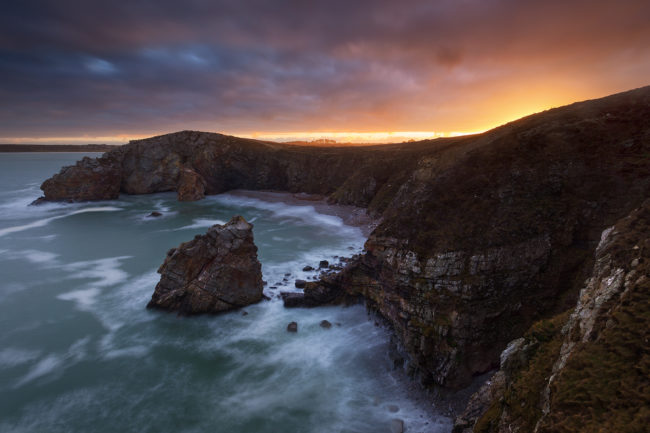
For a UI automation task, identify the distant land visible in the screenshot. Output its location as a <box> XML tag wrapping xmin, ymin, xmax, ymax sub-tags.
<box><xmin>0</xmin><ymin>144</ymin><xmax>120</xmax><ymax>152</ymax></box>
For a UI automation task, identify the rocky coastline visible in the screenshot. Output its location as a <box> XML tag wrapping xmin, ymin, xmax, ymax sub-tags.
<box><xmin>34</xmin><ymin>85</ymin><xmax>650</xmax><ymax>430</ymax></box>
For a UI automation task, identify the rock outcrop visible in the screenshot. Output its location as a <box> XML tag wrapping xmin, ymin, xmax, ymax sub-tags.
<box><xmin>40</xmin><ymin>154</ymin><xmax>123</xmax><ymax>201</ymax></box>
<box><xmin>147</xmin><ymin>216</ymin><xmax>263</xmax><ymax>315</ymax></box>
<box><xmin>453</xmin><ymin>200</ymin><xmax>650</xmax><ymax>432</ymax></box>
<box><xmin>39</xmin><ymin>85</ymin><xmax>650</xmax><ymax>393</ymax></box>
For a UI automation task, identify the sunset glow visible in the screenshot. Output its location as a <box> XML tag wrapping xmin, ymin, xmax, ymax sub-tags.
<box><xmin>1</xmin><ymin>0</ymin><xmax>649</xmax><ymax>144</ymax></box>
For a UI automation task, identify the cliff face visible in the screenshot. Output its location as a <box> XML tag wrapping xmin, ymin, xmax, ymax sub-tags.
<box><xmin>37</xmin><ymin>86</ymin><xmax>650</xmax><ymax>392</ymax></box>
<box><xmin>454</xmin><ymin>199</ymin><xmax>649</xmax><ymax>433</ymax></box>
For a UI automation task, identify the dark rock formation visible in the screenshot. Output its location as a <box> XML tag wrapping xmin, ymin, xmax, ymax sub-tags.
<box><xmin>294</xmin><ymin>279</ymin><xmax>307</xmax><ymax>288</ymax></box>
<box><xmin>287</xmin><ymin>322</ymin><xmax>298</xmax><ymax>332</ymax></box>
<box><xmin>320</xmin><ymin>320</ymin><xmax>332</xmax><ymax>329</ymax></box>
<box><xmin>148</xmin><ymin>211</ymin><xmax>162</xmax><ymax>217</ymax></box>
<box><xmin>147</xmin><ymin>216</ymin><xmax>263</xmax><ymax>315</ymax></box>
<box><xmin>38</xmin><ymin>86</ymin><xmax>650</xmax><ymax>394</ymax></box>
<box><xmin>40</xmin><ymin>154</ymin><xmax>122</xmax><ymax>202</ymax></box>
<box><xmin>454</xmin><ymin>199</ymin><xmax>650</xmax><ymax>432</ymax></box>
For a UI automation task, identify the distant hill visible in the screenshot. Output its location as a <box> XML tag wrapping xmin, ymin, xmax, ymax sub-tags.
<box><xmin>0</xmin><ymin>144</ymin><xmax>120</xmax><ymax>152</ymax></box>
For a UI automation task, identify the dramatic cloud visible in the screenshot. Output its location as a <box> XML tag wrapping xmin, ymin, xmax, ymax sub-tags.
<box><xmin>1</xmin><ymin>0</ymin><xmax>649</xmax><ymax>142</ymax></box>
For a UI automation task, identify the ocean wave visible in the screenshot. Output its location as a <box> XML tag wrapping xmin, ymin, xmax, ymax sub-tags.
<box><xmin>0</xmin><ymin>206</ymin><xmax>122</xmax><ymax>237</ymax></box>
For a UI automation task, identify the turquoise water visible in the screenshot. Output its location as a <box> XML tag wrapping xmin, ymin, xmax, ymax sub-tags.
<box><xmin>0</xmin><ymin>153</ymin><xmax>451</xmax><ymax>433</ymax></box>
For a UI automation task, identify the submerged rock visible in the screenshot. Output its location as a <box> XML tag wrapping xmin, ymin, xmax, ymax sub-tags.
<box><xmin>147</xmin><ymin>215</ymin><xmax>263</xmax><ymax>315</ymax></box>
<box><xmin>148</xmin><ymin>211</ymin><xmax>162</xmax><ymax>217</ymax></box>
<box><xmin>287</xmin><ymin>321</ymin><xmax>298</xmax><ymax>332</ymax></box>
<box><xmin>390</xmin><ymin>418</ymin><xmax>404</xmax><ymax>433</ymax></box>
<box><xmin>319</xmin><ymin>320</ymin><xmax>332</xmax><ymax>329</ymax></box>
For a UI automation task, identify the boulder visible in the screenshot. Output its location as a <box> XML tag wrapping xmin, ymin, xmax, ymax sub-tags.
<box><xmin>147</xmin><ymin>215</ymin><xmax>263</xmax><ymax>315</ymax></box>
<box><xmin>319</xmin><ymin>260</ymin><xmax>329</xmax><ymax>268</ymax></box>
<box><xmin>320</xmin><ymin>320</ymin><xmax>332</xmax><ymax>329</ymax></box>
<box><xmin>294</xmin><ymin>279</ymin><xmax>307</xmax><ymax>288</ymax></box>
<box><xmin>287</xmin><ymin>321</ymin><xmax>298</xmax><ymax>332</ymax></box>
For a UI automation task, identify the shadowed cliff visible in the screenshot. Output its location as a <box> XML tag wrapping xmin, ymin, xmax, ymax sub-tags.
<box><xmin>37</xmin><ymin>86</ymin><xmax>650</xmax><ymax>397</ymax></box>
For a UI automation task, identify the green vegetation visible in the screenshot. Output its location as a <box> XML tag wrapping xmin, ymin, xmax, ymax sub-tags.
<box><xmin>474</xmin><ymin>311</ymin><xmax>571</xmax><ymax>433</ymax></box>
<box><xmin>539</xmin><ymin>276</ymin><xmax>650</xmax><ymax>433</ymax></box>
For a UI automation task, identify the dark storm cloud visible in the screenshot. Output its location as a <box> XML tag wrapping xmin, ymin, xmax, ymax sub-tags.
<box><xmin>1</xmin><ymin>0</ymin><xmax>649</xmax><ymax>138</ymax></box>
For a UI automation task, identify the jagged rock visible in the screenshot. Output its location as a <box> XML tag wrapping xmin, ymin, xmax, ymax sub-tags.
<box><xmin>280</xmin><ymin>292</ymin><xmax>305</xmax><ymax>307</ymax></box>
<box><xmin>146</xmin><ymin>215</ymin><xmax>263</xmax><ymax>315</ymax></box>
<box><xmin>302</xmin><ymin>265</ymin><xmax>314</xmax><ymax>271</ymax></box>
<box><xmin>456</xmin><ymin>200</ymin><xmax>650</xmax><ymax>432</ymax></box>
<box><xmin>319</xmin><ymin>320</ymin><xmax>332</xmax><ymax>329</ymax></box>
<box><xmin>38</xmin><ymin>154</ymin><xmax>122</xmax><ymax>202</ymax></box>
<box><xmin>319</xmin><ymin>260</ymin><xmax>329</xmax><ymax>268</ymax></box>
<box><xmin>177</xmin><ymin>167</ymin><xmax>206</xmax><ymax>201</ymax></box>
<box><xmin>294</xmin><ymin>279</ymin><xmax>307</xmax><ymax>288</ymax></box>
<box><xmin>287</xmin><ymin>321</ymin><xmax>298</xmax><ymax>332</ymax></box>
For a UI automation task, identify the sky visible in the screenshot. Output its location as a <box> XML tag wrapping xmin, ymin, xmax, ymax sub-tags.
<box><xmin>1</xmin><ymin>0</ymin><xmax>649</xmax><ymax>144</ymax></box>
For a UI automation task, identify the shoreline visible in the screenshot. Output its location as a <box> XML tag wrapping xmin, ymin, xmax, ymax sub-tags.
<box><xmin>225</xmin><ymin>189</ymin><xmax>379</xmax><ymax>237</ymax></box>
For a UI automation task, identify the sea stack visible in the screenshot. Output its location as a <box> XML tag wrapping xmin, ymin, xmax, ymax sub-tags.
<box><xmin>147</xmin><ymin>215</ymin><xmax>263</xmax><ymax>315</ymax></box>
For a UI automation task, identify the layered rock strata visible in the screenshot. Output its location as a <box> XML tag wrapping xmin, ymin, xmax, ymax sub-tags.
<box><xmin>453</xmin><ymin>199</ymin><xmax>650</xmax><ymax>432</ymax></box>
<box><xmin>39</xmin><ymin>86</ymin><xmax>650</xmax><ymax>391</ymax></box>
<box><xmin>147</xmin><ymin>216</ymin><xmax>263</xmax><ymax>315</ymax></box>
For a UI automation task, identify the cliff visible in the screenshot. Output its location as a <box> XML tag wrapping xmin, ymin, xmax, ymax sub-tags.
<box><xmin>454</xmin><ymin>199</ymin><xmax>649</xmax><ymax>433</ymax></box>
<box><xmin>37</xmin><ymin>86</ymin><xmax>650</xmax><ymax>396</ymax></box>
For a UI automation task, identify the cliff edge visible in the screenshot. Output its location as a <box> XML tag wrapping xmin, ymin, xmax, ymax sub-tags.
<box><xmin>37</xmin><ymin>86</ymin><xmax>650</xmax><ymax>394</ymax></box>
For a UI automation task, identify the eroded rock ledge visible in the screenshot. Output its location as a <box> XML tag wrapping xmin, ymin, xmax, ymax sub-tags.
<box><xmin>38</xmin><ymin>86</ymin><xmax>650</xmax><ymax>393</ymax></box>
<box><xmin>453</xmin><ymin>199</ymin><xmax>650</xmax><ymax>433</ymax></box>
<box><xmin>147</xmin><ymin>216</ymin><xmax>263</xmax><ymax>315</ymax></box>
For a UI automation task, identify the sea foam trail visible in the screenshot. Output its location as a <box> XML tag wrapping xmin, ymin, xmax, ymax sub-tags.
<box><xmin>0</xmin><ymin>206</ymin><xmax>121</xmax><ymax>237</ymax></box>
<box><xmin>209</xmin><ymin>194</ymin><xmax>352</xmax><ymax>230</ymax></box>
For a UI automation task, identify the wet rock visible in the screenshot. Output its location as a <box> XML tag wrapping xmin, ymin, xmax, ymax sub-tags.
<box><xmin>177</xmin><ymin>167</ymin><xmax>206</xmax><ymax>201</ymax></box>
<box><xmin>388</xmin><ymin>405</ymin><xmax>400</xmax><ymax>413</ymax></box>
<box><xmin>320</xmin><ymin>320</ymin><xmax>332</xmax><ymax>329</ymax></box>
<box><xmin>287</xmin><ymin>321</ymin><xmax>298</xmax><ymax>332</ymax></box>
<box><xmin>302</xmin><ymin>265</ymin><xmax>314</xmax><ymax>271</ymax></box>
<box><xmin>295</xmin><ymin>279</ymin><xmax>307</xmax><ymax>288</ymax></box>
<box><xmin>147</xmin><ymin>215</ymin><xmax>263</xmax><ymax>315</ymax></box>
<box><xmin>148</xmin><ymin>211</ymin><xmax>162</xmax><ymax>217</ymax></box>
<box><xmin>242</xmin><ymin>311</ymin><xmax>248</xmax><ymax>316</ymax></box>
<box><xmin>319</xmin><ymin>260</ymin><xmax>329</xmax><ymax>268</ymax></box>
<box><xmin>39</xmin><ymin>154</ymin><xmax>123</xmax><ymax>202</ymax></box>
<box><xmin>390</xmin><ymin>418</ymin><xmax>404</xmax><ymax>433</ymax></box>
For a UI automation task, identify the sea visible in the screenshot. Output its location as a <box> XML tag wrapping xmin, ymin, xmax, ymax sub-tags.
<box><xmin>0</xmin><ymin>153</ymin><xmax>452</xmax><ymax>433</ymax></box>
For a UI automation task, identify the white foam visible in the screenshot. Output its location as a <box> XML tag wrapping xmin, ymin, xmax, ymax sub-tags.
<box><xmin>0</xmin><ymin>347</ymin><xmax>41</xmax><ymax>368</ymax></box>
<box><xmin>0</xmin><ymin>206</ymin><xmax>122</xmax><ymax>237</ymax></box>
<box><xmin>174</xmin><ymin>218</ymin><xmax>226</xmax><ymax>230</ymax></box>
<box><xmin>57</xmin><ymin>287</ymin><xmax>101</xmax><ymax>309</ymax></box>
<box><xmin>62</xmin><ymin>256</ymin><xmax>131</xmax><ymax>287</ymax></box>
<box><xmin>13</xmin><ymin>354</ymin><xmax>64</xmax><ymax>388</ymax></box>
<box><xmin>210</xmin><ymin>194</ymin><xmax>349</xmax><ymax>230</ymax></box>
<box><xmin>12</xmin><ymin>337</ymin><xmax>91</xmax><ymax>389</ymax></box>
<box><xmin>0</xmin><ymin>249</ymin><xmax>59</xmax><ymax>265</ymax></box>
